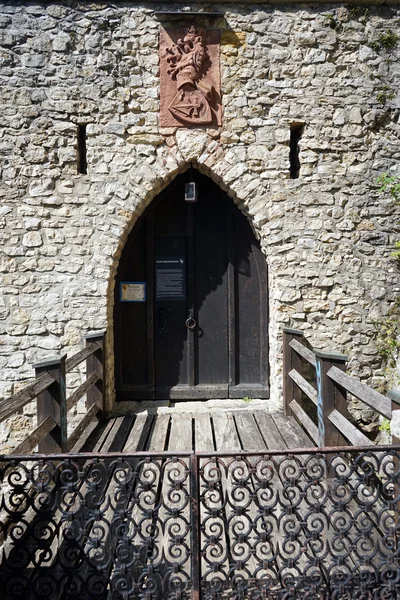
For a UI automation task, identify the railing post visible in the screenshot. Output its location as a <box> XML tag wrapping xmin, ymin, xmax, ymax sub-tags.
<box><xmin>388</xmin><ymin>391</ymin><xmax>400</xmax><ymax>550</ymax></box>
<box><xmin>283</xmin><ymin>328</ymin><xmax>303</xmax><ymax>417</ymax></box>
<box><xmin>315</xmin><ymin>350</ymin><xmax>347</xmax><ymax>448</ymax></box>
<box><xmin>34</xmin><ymin>355</ymin><xmax>67</xmax><ymax>453</ymax></box>
<box><xmin>388</xmin><ymin>390</ymin><xmax>400</xmax><ymax>444</ymax></box>
<box><xmin>190</xmin><ymin>453</ymin><xmax>201</xmax><ymax>600</ymax></box>
<box><xmin>84</xmin><ymin>331</ymin><xmax>106</xmax><ymax>414</ymax></box>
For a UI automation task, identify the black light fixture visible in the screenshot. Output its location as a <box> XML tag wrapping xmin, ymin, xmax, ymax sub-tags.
<box><xmin>185</xmin><ymin>181</ymin><xmax>198</xmax><ymax>202</ymax></box>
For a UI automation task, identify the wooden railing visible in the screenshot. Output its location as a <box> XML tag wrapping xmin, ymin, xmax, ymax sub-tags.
<box><xmin>0</xmin><ymin>331</ymin><xmax>105</xmax><ymax>454</ymax></box>
<box><xmin>283</xmin><ymin>327</ymin><xmax>399</xmax><ymax>447</ymax></box>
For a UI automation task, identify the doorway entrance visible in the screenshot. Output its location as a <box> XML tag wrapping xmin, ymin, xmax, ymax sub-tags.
<box><xmin>114</xmin><ymin>171</ymin><xmax>269</xmax><ymax>400</ymax></box>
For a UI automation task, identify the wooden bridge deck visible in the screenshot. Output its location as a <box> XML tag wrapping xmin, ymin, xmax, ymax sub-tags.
<box><xmin>2</xmin><ymin>329</ymin><xmax>400</xmax><ymax>598</ymax></box>
<box><xmin>79</xmin><ymin>408</ymin><xmax>315</xmax><ymax>454</ymax></box>
<box><xmin>2</xmin><ymin>406</ymin><xmax>397</xmax><ymax>599</ymax></box>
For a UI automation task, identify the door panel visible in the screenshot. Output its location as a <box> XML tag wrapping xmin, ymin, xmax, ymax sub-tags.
<box><xmin>195</xmin><ymin>237</ymin><xmax>228</xmax><ymax>387</ymax></box>
<box><xmin>116</xmin><ymin>218</ymin><xmax>155</xmax><ymax>399</ymax></box>
<box><xmin>229</xmin><ymin>213</ymin><xmax>269</xmax><ymax>398</ymax></box>
<box><xmin>154</xmin><ymin>237</ymin><xmax>189</xmax><ymax>396</ymax></box>
<box><xmin>114</xmin><ymin>171</ymin><xmax>269</xmax><ymax>401</ymax></box>
<box><xmin>235</xmin><ymin>217</ymin><xmax>261</xmax><ymax>385</ymax></box>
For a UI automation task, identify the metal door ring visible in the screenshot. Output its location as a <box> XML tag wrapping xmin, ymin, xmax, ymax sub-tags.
<box><xmin>185</xmin><ymin>316</ymin><xmax>197</xmax><ymax>330</ymax></box>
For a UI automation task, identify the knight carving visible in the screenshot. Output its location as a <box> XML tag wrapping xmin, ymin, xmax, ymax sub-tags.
<box><xmin>165</xmin><ymin>26</ymin><xmax>214</xmax><ymax>125</ymax></box>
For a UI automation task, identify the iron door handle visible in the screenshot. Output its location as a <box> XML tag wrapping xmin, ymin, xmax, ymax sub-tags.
<box><xmin>185</xmin><ymin>315</ymin><xmax>197</xmax><ymax>330</ymax></box>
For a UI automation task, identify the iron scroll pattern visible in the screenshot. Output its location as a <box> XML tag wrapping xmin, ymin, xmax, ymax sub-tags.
<box><xmin>0</xmin><ymin>450</ymin><xmax>399</xmax><ymax>599</ymax></box>
<box><xmin>199</xmin><ymin>450</ymin><xmax>400</xmax><ymax>600</ymax></box>
<box><xmin>0</xmin><ymin>455</ymin><xmax>192</xmax><ymax>599</ymax></box>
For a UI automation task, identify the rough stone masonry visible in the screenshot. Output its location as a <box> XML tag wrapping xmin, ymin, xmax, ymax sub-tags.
<box><xmin>0</xmin><ymin>0</ymin><xmax>400</xmax><ymax>450</ymax></box>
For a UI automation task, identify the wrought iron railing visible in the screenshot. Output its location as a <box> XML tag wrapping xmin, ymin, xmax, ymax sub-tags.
<box><xmin>1</xmin><ymin>446</ymin><xmax>399</xmax><ymax>599</ymax></box>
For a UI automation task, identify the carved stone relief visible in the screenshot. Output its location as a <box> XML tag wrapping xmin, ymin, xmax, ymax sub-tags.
<box><xmin>160</xmin><ymin>27</ymin><xmax>221</xmax><ymax>127</ymax></box>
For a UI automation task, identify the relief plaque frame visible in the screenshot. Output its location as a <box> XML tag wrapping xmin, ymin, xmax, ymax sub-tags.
<box><xmin>160</xmin><ymin>26</ymin><xmax>221</xmax><ymax>127</ymax></box>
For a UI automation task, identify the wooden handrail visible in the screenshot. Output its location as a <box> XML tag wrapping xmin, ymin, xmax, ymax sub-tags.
<box><xmin>289</xmin><ymin>399</ymin><xmax>319</xmax><ymax>444</ymax></box>
<box><xmin>282</xmin><ymin>327</ymin><xmax>396</xmax><ymax>448</ymax></box>
<box><xmin>327</xmin><ymin>366</ymin><xmax>391</xmax><ymax>420</ymax></box>
<box><xmin>67</xmin><ymin>404</ymin><xmax>100</xmax><ymax>450</ymax></box>
<box><xmin>289</xmin><ymin>338</ymin><xmax>317</xmax><ymax>367</ymax></box>
<box><xmin>12</xmin><ymin>417</ymin><xmax>57</xmax><ymax>455</ymax></box>
<box><xmin>288</xmin><ymin>370</ymin><xmax>317</xmax><ymax>405</ymax></box>
<box><xmin>0</xmin><ymin>372</ymin><xmax>55</xmax><ymax>424</ymax></box>
<box><xmin>2</xmin><ymin>331</ymin><xmax>105</xmax><ymax>455</ymax></box>
<box><xmin>65</xmin><ymin>342</ymin><xmax>100</xmax><ymax>373</ymax></box>
<box><xmin>328</xmin><ymin>409</ymin><xmax>375</xmax><ymax>447</ymax></box>
<box><xmin>66</xmin><ymin>372</ymin><xmax>99</xmax><ymax>412</ymax></box>
<box><xmin>0</xmin><ymin>341</ymin><xmax>102</xmax><ymax>425</ymax></box>
<box><xmin>283</xmin><ymin>329</ymin><xmax>303</xmax><ymax>417</ymax></box>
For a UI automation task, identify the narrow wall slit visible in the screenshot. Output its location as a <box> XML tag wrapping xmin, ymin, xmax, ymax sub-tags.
<box><xmin>289</xmin><ymin>123</ymin><xmax>304</xmax><ymax>179</ymax></box>
<box><xmin>77</xmin><ymin>124</ymin><xmax>87</xmax><ymax>175</ymax></box>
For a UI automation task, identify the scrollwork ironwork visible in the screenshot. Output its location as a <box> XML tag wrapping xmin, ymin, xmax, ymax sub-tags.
<box><xmin>199</xmin><ymin>450</ymin><xmax>400</xmax><ymax>599</ymax></box>
<box><xmin>0</xmin><ymin>448</ymin><xmax>399</xmax><ymax>598</ymax></box>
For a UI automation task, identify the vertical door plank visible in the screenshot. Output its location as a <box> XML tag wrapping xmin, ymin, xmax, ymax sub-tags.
<box><xmin>187</xmin><ymin>202</ymin><xmax>195</xmax><ymax>388</ymax></box>
<box><xmin>227</xmin><ymin>208</ymin><xmax>236</xmax><ymax>392</ymax></box>
<box><xmin>146</xmin><ymin>212</ymin><xmax>155</xmax><ymax>391</ymax></box>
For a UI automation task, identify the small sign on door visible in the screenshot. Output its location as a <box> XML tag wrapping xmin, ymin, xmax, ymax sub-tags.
<box><xmin>155</xmin><ymin>257</ymin><xmax>186</xmax><ymax>300</ymax></box>
<box><xmin>120</xmin><ymin>282</ymin><xmax>146</xmax><ymax>302</ymax></box>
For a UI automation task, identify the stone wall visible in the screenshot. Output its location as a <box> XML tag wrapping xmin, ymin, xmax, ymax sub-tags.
<box><xmin>1</xmin><ymin>1</ymin><xmax>400</xmax><ymax>450</ymax></box>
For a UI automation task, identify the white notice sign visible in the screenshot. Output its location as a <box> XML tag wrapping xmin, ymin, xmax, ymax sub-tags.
<box><xmin>120</xmin><ymin>282</ymin><xmax>146</xmax><ymax>302</ymax></box>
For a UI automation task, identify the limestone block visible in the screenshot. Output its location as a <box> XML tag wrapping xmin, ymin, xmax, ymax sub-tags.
<box><xmin>175</xmin><ymin>130</ymin><xmax>208</xmax><ymax>162</ymax></box>
<box><xmin>52</xmin><ymin>33</ymin><xmax>70</xmax><ymax>52</ymax></box>
<box><xmin>295</xmin><ymin>32</ymin><xmax>316</xmax><ymax>47</ymax></box>
<box><xmin>22</xmin><ymin>231</ymin><xmax>42</xmax><ymax>247</ymax></box>
<box><xmin>21</xmin><ymin>53</ymin><xmax>46</xmax><ymax>68</ymax></box>
<box><xmin>7</xmin><ymin>352</ymin><xmax>25</xmax><ymax>368</ymax></box>
<box><xmin>24</xmin><ymin>218</ymin><xmax>41</xmax><ymax>230</ymax></box>
<box><xmin>29</xmin><ymin>178</ymin><xmax>55</xmax><ymax>197</ymax></box>
<box><xmin>105</xmin><ymin>122</ymin><xmax>127</xmax><ymax>136</ymax></box>
<box><xmin>349</xmin><ymin>107</ymin><xmax>363</xmax><ymax>124</ymax></box>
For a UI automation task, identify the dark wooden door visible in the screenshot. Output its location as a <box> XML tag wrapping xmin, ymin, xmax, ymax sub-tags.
<box><xmin>115</xmin><ymin>172</ymin><xmax>269</xmax><ymax>401</ymax></box>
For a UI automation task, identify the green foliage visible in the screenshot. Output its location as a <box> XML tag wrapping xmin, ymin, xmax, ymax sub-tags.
<box><xmin>392</xmin><ymin>240</ymin><xmax>400</xmax><ymax>261</ymax></box>
<box><xmin>377</xmin><ymin>173</ymin><xmax>400</xmax><ymax>203</ymax></box>
<box><xmin>376</xmin><ymin>85</ymin><xmax>395</xmax><ymax>105</ymax></box>
<box><xmin>369</xmin><ymin>30</ymin><xmax>398</xmax><ymax>52</ymax></box>
<box><xmin>349</xmin><ymin>7</ymin><xmax>370</xmax><ymax>23</ymax></box>
<box><xmin>379</xmin><ymin>418</ymin><xmax>391</xmax><ymax>433</ymax></box>
<box><xmin>242</xmin><ymin>396</ymin><xmax>253</xmax><ymax>403</ymax></box>
<box><xmin>325</xmin><ymin>14</ymin><xmax>338</xmax><ymax>29</ymax></box>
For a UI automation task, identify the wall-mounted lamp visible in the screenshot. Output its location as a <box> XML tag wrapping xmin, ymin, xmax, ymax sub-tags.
<box><xmin>185</xmin><ymin>182</ymin><xmax>198</xmax><ymax>202</ymax></box>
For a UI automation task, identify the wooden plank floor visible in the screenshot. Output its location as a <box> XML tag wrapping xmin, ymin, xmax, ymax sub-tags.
<box><xmin>91</xmin><ymin>409</ymin><xmax>315</xmax><ymax>454</ymax></box>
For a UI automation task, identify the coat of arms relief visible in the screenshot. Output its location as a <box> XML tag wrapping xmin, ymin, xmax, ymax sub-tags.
<box><xmin>160</xmin><ymin>27</ymin><xmax>221</xmax><ymax>127</ymax></box>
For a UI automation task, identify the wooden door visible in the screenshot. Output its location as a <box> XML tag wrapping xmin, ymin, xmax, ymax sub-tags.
<box><xmin>114</xmin><ymin>172</ymin><xmax>269</xmax><ymax>401</ymax></box>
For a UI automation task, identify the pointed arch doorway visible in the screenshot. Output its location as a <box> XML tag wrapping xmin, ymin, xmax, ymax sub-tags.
<box><xmin>114</xmin><ymin>171</ymin><xmax>269</xmax><ymax>401</ymax></box>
